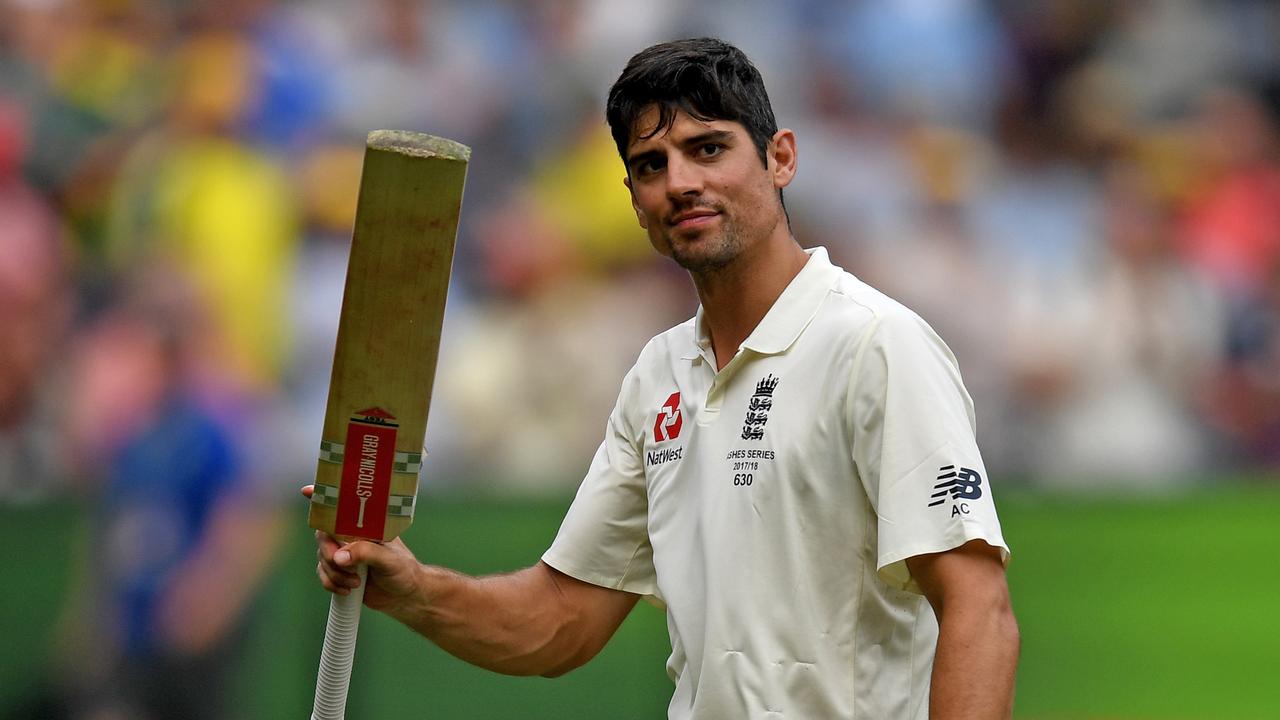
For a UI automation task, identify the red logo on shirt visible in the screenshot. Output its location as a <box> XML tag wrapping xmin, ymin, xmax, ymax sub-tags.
<box><xmin>653</xmin><ymin>392</ymin><xmax>683</xmax><ymax>442</ymax></box>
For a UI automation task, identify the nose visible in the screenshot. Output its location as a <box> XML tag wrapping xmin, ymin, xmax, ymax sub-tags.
<box><xmin>664</xmin><ymin>154</ymin><xmax>702</xmax><ymax>198</ymax></box>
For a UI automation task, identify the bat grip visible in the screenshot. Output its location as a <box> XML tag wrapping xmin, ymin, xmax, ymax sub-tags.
<box><xmin>312</xmin><ymin>564</ymin><xmax>367</xmax><ymax>720</ymax></box>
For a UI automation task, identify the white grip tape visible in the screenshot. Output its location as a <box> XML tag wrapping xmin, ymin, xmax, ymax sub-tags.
<box><xmin>311</xmin><ymin>564</ymin><xmax>366</xmax><ymax>720</ymax></box>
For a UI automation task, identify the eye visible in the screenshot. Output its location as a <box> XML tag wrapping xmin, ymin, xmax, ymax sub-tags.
<box><xmin>698</xmin><ymin>143</ymin><xmax>724</xmax><ymax>158</ymax></box>
<box><xmin>636</xmin><ymin>156</ymin><xmax>666</xmax><ymax>175</ymax></box>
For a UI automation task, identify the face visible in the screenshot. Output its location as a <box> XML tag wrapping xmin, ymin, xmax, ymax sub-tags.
<box><xmin>623</xmin><ymin>107</ymin><xmax>795</xmax><ymax>273</ymax></box>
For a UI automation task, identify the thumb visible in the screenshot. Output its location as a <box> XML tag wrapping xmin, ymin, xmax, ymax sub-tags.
<box><xmin>334</xmin><ymin>539</ymin><xmax>390</xmax><ymax>570</ymax></box>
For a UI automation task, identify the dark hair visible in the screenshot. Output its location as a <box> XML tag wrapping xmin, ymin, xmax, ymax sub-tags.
<box><xmin>606</xmin><ymin>38</ymin><xmax>779</xmax><ymax>167</ymax></box>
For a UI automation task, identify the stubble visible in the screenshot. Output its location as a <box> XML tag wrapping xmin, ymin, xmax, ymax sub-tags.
<box><xmin>666</xmin><ymin>211</ymin><xmax>744</xmax><ymax>274</ymax></box>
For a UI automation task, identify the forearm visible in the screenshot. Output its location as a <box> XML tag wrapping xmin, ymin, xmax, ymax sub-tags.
<box><xmin>389</xmin><ymin>563</ymin><xmax>593</xmax><ymax>677</ymax></box>
<box><xmin>929</xmin><ymin>599</ymin><xmax>1020</xmax><ymax>719</ymax></box>
<box><xmin>315</xmin><ymin>527</ymin><xmax>637</xmax><ymax>677</ymax></box>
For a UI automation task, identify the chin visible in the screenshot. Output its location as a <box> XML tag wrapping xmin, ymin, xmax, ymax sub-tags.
<box><xmin>671</xmin><ymin>242</ymin><xmax>738</xmax><ymax>272</ymax></box>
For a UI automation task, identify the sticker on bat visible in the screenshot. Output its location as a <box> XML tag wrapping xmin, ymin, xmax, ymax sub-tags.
<box><xmin>335</xmin><ymin>408</ymin><xmax>399</xmax><ymax>539</ymax></box>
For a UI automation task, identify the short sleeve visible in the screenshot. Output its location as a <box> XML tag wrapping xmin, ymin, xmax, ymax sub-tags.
<box><xmin>542</xmin><ymin>367</ymin><xmax>659</xmax><ymax>600</ymax></box>
<box><xmin>848</xmin><ymin>310</ymin><xmax>1009</xmax><ymax>594</ymax></box>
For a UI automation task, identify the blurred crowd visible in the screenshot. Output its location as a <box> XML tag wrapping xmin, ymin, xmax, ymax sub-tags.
<box><xmin>5</xmin><ymin>0</ymin><xmax>1280</xmax><ymax>505</ymax></box>
<box><xmin>3</xmin><ymin>0</ymin><xmax>1280</xmax><ymax>716</ymax></box>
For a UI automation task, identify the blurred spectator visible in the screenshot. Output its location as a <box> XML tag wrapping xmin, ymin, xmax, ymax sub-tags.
<box><xmin>971</xmin><ymin>90</ymin><xmax>1104</xmax><ymax>281</ymax></box>
<box><xmin>1092</xmin><ymin>1</ymin><xmax>1239</xmax><ymax>122</ymax></box>
<box><xmin>1026</xmin><ymin>165</ymin><xmax>1223</xmax><ymax>486</ymax></box>
<box><xmin>54</xmin><ymin>272</ymin><xmax>282</xmax><ymax>720</ymax></box>
<box><xmin>435</xmin><ymin>189</ymin><xmax>693</xmax><ymax>487</ymax></box>
<box><xmin>0</xmin><ymin>96</ymin><xmax>73</xmax><ymax>502</ymax></box>
<box><xmin>239</xmin><ymin>2</ymin><xmax>334</xmax><ymax>154</ymax></box>
<box><xmin>530</xmin><ymin>116</ymin><xmax>650</xmax><ymax>270</ymax></box>
<box><xmin>1179</xmin><ymin>87</ymin><xmax>1280</xmax><ymax>302</ymax></box>
<box><xmin>818</xmin><ymin>0</ymin><xmax>1012</xmax><ymax>130</ymax></box>
<box><xmin>1207</xmin><ymin>252</ymin><xmax>1280</xmax><ymax>467</ymax></box>
<box><xmin>303</xmin><ymin>0</ymin><xmax>518</xmax><ymax>145</ymax></box>
<box><xmin>284</xmin><ymin>142</ymin><xmax>364</xmax><ymax>442</ymax></box>
<box><xmin>106</xmin><ymin>29</ymin><xmax>300</xmax><ymax>389</ymax></box>
<box><xmin>787</xmin><ymin>57</ymin><xmax>924</xmax><ymax>260</ymax></box>
<box><xmin>40</xmin><ymin>0</ymin><xmax>169</xmax><ymax>127</ymax></box>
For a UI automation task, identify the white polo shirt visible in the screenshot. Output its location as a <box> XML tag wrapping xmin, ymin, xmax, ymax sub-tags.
<box><xmin>543</xmin><ymin>247</ymin><xmax>1009</xmax><ymax>720</ymax></box>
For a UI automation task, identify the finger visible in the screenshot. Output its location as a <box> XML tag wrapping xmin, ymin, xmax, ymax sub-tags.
<box><xmin>315</xmin><ymin>532</ymin><xmax>361</xmax><ymax>584</ymax></box>
<box><xmin>316</xmin><ymin>529</ymin><xmax>341</xmax><ymax>559</ymax></box>
<box><xmin>316</xmin><ymin>553</ymin><xmax>362</xmax><ymax>589</ymax></box>
<box><xmin>317</xmin><ymin>561</ymin><xmax>350</xmax><ymax>595</ymax></box>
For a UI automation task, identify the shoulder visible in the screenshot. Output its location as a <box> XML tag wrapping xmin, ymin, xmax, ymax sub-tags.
<box><xmin>611</xmin><ymin>316</ymin><xmax>697</xmax><ymax>409</ymax></box>
<box><xmin>634</xmin><ymin>315</ymin><xmax>698</xmax><ymax>368</ymax></box>
<box><xmin>814</xmin><ymin>265</ymin><xmax>941</xmax><ymax>353</ymax></box>
<box><xmin>810</xmin><ymin>267</ymin><xmax>965</xmax><ymax>405</ymax></box>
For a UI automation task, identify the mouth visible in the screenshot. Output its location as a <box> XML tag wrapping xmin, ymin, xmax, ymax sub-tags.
<box><xmin>668</xmin><ymin>209</ymin><xmax>720</xmax><ymax>230</ymax></box>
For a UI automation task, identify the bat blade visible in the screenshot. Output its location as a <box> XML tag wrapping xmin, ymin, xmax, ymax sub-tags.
<box><xmin>309</xmin><ymin>131</ymin><xmax>468</xmax><ymax>720</ymax></box>
<box><xmin>308</xmin><ymin>130</ymin><xmax>469</xmax><ymax>545</ymax></box>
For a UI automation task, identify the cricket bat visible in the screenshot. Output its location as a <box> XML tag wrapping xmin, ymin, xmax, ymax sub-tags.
<box><xmin>308</xmin><ymin>130</ymin><xmax>469</xmax><ymax>720</ymax></box>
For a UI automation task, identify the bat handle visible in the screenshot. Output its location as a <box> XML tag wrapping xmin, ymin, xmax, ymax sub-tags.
<box><xmin>311</xmin><ymin>563</ymin><xmax>367</xmax><ymax>720</ymax></box>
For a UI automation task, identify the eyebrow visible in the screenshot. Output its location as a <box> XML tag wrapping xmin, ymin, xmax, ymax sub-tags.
<box><xmin>626</xmin><ymin>129</ymin><xmax>737</xmax><ymax>172</ymax></box>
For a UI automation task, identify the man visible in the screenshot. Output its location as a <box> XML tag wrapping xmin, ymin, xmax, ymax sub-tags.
<box><xmin>312</xmin><ymin>38</ymin><xmax>1019</xmax><ymax>719</ymax></box>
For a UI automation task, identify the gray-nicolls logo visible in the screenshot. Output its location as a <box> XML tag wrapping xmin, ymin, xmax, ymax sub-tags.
<box><xmin>741</xmin><ymin>374</ymin><xmax>779</xmax><ymax>441</ymax></box>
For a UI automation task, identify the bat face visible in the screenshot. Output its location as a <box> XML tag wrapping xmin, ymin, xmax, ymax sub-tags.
<box><xmin>308</xmin><ymin>131</ymin><xmax>470</xmax><ymax>543</ymax></box>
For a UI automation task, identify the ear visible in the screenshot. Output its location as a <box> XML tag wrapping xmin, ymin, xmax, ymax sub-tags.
<box><xmin>623</xmin><ymin>175</ymin><xmax>648</xmax><ymax>229</ymax></box>
<box><xmin>768</xmin><ymin>129</ymin><xmax>798</xmax><ymax>190</ymax></box>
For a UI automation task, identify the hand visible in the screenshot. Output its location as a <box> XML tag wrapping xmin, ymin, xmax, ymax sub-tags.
<box><xmin>305</xmin><ymin>485</ymin><xmax>424</xmax><ymax>614</ymax></box>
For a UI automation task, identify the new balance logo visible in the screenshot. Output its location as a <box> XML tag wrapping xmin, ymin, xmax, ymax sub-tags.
<box><xmin>929</xmin><ymin>465</ymin><xmax>983</xmax><ymax>517</ymax></box>
<box><xmin>653</xmin><ymin>391</ymin><xmax>683</xmax><ymax>442</ymax></box>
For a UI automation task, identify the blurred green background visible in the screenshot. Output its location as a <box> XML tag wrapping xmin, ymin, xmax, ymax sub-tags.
<box><xmin>7</xmin><ymin>483</ymin><xmax>1279</xmax><ymax>719</ymax></box>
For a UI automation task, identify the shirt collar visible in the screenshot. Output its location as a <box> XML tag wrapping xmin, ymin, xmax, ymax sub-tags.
<box><xmin>682</xmin><ymin>246</ymin><xmax>841</xmax><ymax>361</ymax></box>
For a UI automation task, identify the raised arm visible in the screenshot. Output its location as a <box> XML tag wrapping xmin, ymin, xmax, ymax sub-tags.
<box><xmin>314</xmin><ymin>529</ymin><xmax>640</xmax><ymax>678</ymax></box>
<box><xmin>907</xmin><ymin>539</ymin><xmax>1020</xmax><ymax>719</ymax></box>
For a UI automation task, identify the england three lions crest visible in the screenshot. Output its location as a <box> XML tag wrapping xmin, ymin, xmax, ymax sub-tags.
<box><xmin>741</xmin><ymin>374</ymin><xmax>779</xmax><ymax>441</ymax></box>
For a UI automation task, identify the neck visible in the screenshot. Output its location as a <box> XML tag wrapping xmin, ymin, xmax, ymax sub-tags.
<box><xmin>692</xmin><ymin>231</ymin><xmax>809</xmax><ymax>371</ymax></box>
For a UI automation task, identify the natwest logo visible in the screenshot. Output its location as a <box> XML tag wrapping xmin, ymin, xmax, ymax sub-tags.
<box><xmin>653</xmin><ymin>391</ymin><xmax>683</xmax><ymax>442</ymax></box>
